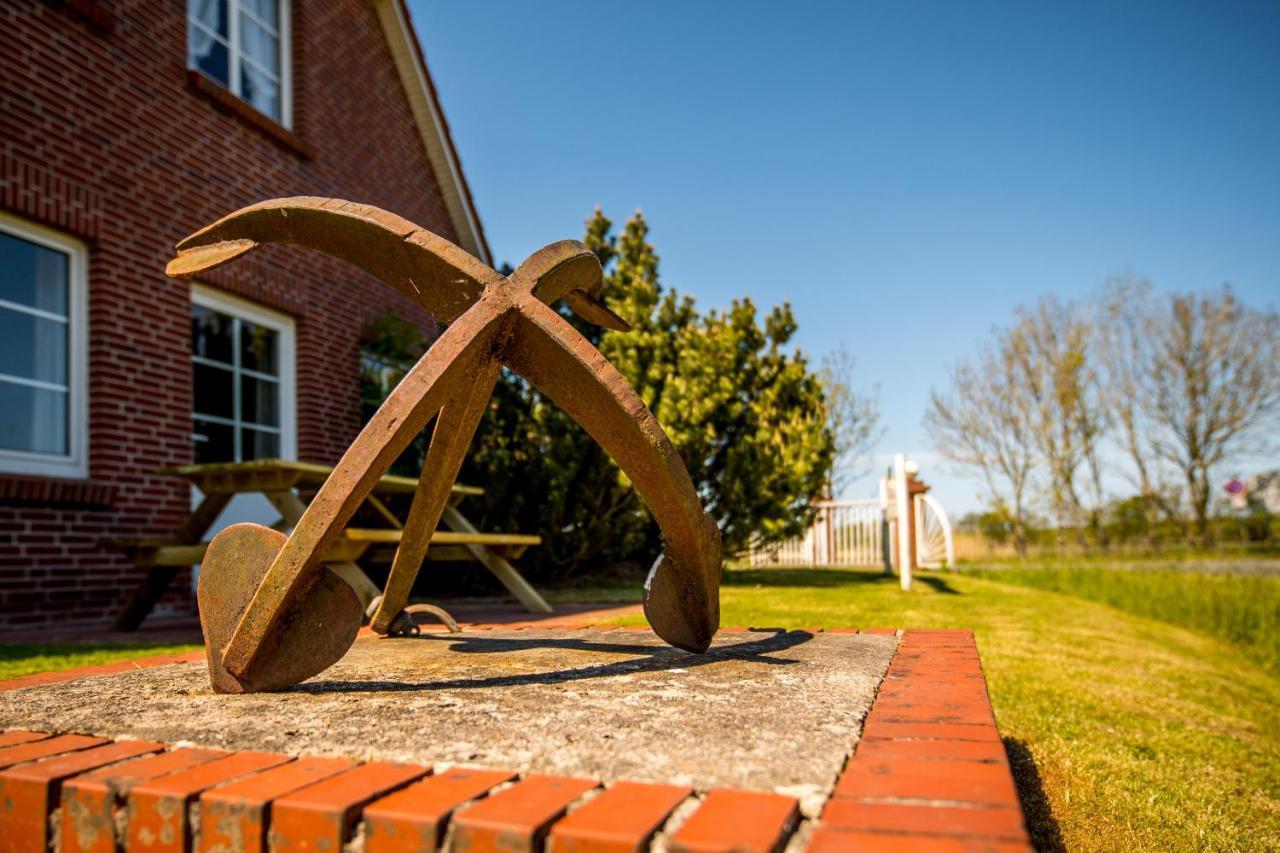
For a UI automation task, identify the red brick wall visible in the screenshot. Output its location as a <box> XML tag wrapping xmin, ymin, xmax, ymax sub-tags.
<box><xmin>0</xmin><ymin>0</ymin><xmax>463</xmax><ymax>628</ymax></box>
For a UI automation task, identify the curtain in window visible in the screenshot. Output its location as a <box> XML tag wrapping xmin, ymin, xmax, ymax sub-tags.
<box><xmin>189</xmin><ymin>0</ymin><xmax>228</xmax><ymax>85</ymax></box>
<box><xmin>190</xmin><ymin>0</ymin><xmax>225</xmax><ymax>38</ymax></box>
<box><xmin>240</xmin><ymin>61</ymin><xmax>280</xmax><ymax>117</ymax></box>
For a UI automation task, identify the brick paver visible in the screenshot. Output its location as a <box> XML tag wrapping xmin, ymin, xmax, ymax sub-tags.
<box><xmin>197</xmin><ymin>756</ymin><xmax>355</xmax><ymax>852</ymax></box>
<box><xmin>451</xmin><ymin>774</ymin><xmax>599</xmax><ymax>852</ymax></box>
<box><xmin>0</xmin><ymin>732</ymin><xmax>106</xmax><ymax>770</ymax></box>
<box><xmin>549</xmin><ymin>780</ymin><xmax>692</xmax><ymax>852</ymax></box>
<box><xmin>363</xmin><ymin>767</ymin><xmax>517</xmax><ymax>852</ymax></box>
<box><xmin>0</xmin><ymin>739</ymin><xmax>162</xmax><ymax>851</ymax></box>
<box><xmin>667</xmin><ymin>788</ymin><xmax>799</xmax><ymax>853</ymax></box>
<box><xmin>268</xmin><ymin>761</ymin><xmax>428</xmax><ymax>851</ymax></box>
<box><xmin>0</xmin><ymin>625</ymin><xmax>1030</xmax><ymax>851</ymax></box>
<box><xmin>126</xmin><ymin>750</ymin><xmax>293</xmax><ymax>851</ymax></box>
<box><xmin>817</xmin><ymin>630</ymin><xmax>1031</xmax><ymax>850</ymax></box>
<box><xmin>60</xmin><ymin>747</ymin><xmax>225</xmax><ymax>853</ymax></box>
<box><xmin>0</xmin><ymin>730</ymin><xmax>49</xmax><ymax>748</ymax></box>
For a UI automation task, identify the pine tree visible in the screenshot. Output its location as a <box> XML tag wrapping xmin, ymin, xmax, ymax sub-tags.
<box><xmin>455</xmin><ymin>209</ymin><xmax>852</xmax><ymax>582</ymax></box>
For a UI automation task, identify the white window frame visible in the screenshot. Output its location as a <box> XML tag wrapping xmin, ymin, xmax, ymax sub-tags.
<box><xmin>190</xmin><ymin>284</ymin><xmax>297</xmax><ymax>462</ymax></box>
<box><xmin>0</xmin><ymin>211</ymin><xmax>89</xmax><ymax>480</ymax></box>
<box><xmin>188</xmin><ymin>0</ymin><xmax>293</xmax><ymax>129</ymax></box>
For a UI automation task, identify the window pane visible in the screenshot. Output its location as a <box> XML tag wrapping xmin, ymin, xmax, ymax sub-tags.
<box><xmin>193</xmin><ymin>362</ymin><xmax>234</xmax><ymax>418</ymax></box>
<box><xmin>239</xmin><ymin>59</ymin><xmax>280</xmax><ymax>120</ymax></box>
<box><xmin>0</xmin><ymin>308</ymin><xmax>67</xmax><ymax>386</ymax></box>
<box><xmin>0</xmin><ymin>380</ymin><xmax>67</xmax><ymax>455</ymax></box>
<box><xmin>240</xmin><ymin>375</ymin><xmax>279</xmax><ymax>426</ymax></box>
<box><xmin>189</xmin><ymin>0</ymin><xmax>228</xmax><ymax>37</ymax></box>
<box><xmin>0</xmin><ymin>231</ymin><xmax>68</xmax><ymax>315</ymax></box>
<box><xmin>242</xmin><ymin>0</ymin><xmax>278</xmax><ymax>29</ymax></box>
<box><xmin>241</xmin><ymin>427</ymin><xmax>279</xmax><ymax>460</ymax></box>
<box><xmin>193</xmin><ymin>417</ymin><xmax>235</xmax><ymax>464</ymax></box>
<box><xmin>240</xmin><ymin>320</ymin><xmax>278</xmax><ymax>375</ymax></box>
<box><xmin>192</xmin><ymin>304</ymin><xmax>234</xmax><ymax>363</ymax></box>
<box><xmin>189</xmin><ymin>24</ymin><xmax>230</xmax><ymax>85</ymax></box>
<box><xmin>241</xmin><ymin>13</ymin><xmax>280</xmax><ymax>74</ymax></box>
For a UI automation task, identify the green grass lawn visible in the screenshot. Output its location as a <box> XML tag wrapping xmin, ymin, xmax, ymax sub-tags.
<box><xmin>0</xmin><ymin>643</ymin><xmax>200</xmax><ymax>680</ymax></box>
<box><xmin>593</xmin><ymin>566</ymin><xmax>1280</xmax><ymax>852</ymax></box>
<box><xmin>963</xmin><ymin>562</ymin><xmax>1280</xmax><ymax>672</ymax></box>
<box><xmin>4</xmin><ymin>567</ymin><xmax>1276</xmax><ymax>850</ymax></box>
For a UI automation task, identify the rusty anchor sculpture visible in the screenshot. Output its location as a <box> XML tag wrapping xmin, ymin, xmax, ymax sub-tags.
<box><xmin>167</xmin><ymin>198</ymin><xmax>722</xmax><ymax>693</ymax></box>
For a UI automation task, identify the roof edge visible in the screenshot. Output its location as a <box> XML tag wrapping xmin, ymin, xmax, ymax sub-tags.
<box><xmin>372</xmin><ymin>0</ymin><xmax>492</xmax><ymax>264</ymax></box>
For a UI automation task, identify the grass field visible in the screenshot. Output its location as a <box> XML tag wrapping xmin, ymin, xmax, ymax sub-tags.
<box><xmin>0</xmin><ymin>643</ymin><xmax>199</xmax><ymax>680</ymax></box>
<box><xmin>594</xmin><ymin>566</ymin><xmax>1280</xmax><ymax>852</ymax></box>
<box><xmin>963</xmin><ymin>563</ymin><xmax>1280</xmax><ymax>672</ymax></box>
<box><xmin>4</xmin><ymin>566</ymin><xmax>1277</xmax><ymax>850</ymax></box>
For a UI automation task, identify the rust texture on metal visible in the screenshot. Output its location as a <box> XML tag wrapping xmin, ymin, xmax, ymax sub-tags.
<box><xmin>167</xmin><ymin>197</ymin><xmax>722</xmax><ymax>693</ymax></box>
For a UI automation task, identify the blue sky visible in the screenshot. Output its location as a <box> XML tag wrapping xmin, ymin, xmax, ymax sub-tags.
<box><xmin>409</xmin><ymin>1</ymin><xmax>1280</xmax><ymax>514</ymax></box>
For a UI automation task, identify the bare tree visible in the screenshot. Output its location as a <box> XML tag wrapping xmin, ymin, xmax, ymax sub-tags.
<box><xmin>819</xmin><ymin>347</ymin><xmax>882</xmax><ymax>494</ymax></box>
<box><xmin>1094</xmin><ymin>276</ymin><xmax>1184</xmax><ymax>536</ymax></box>
<box><xmin>1142</xmin><ymin>285</ymin><xmax>1280</xmax><ymax>545</ymax></box>
<box><xmin>1007</xmin><ymin>297</ymin><xmax>1108</xmax><ymax>546</ymax></box>
<box><xmin>925</xmin><ymin>342</ymin><xmax>1038</xmax><ymax>555</ymax></box>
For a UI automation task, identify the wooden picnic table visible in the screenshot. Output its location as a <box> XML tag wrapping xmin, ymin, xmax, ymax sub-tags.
<box><xmin>108</xmin><ymin>459</ymin><xmax>549</xmax><ymax>631</ymax></box>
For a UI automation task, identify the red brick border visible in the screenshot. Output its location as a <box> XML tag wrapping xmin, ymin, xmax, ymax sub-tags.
<box><xmin>0</xmin><ymin>627</ymin><xmax>1030</xmax><ymax>851</ymax></box>
<box><xmin>811</xmin><ymin>630</ymin><xmax>1031</xmax><ymax>850</ymax></box>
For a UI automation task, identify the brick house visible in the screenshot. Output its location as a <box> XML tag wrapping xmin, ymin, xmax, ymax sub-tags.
<box><xmin>0</xmin><ymin>0</ymin><xmax>490</xmax><ymax>629</ymax></box>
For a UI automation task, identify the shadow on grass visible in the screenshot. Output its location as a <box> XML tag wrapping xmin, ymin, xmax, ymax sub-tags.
<box><xmin>915</xmin><ymin>575</ymin><xmax>961</xmax><ymax>595</ymax></box>
<box><xmin>725</xmin><ymin>568</ymin><xmax>898</xmax><ymax>588</ymax></box>
<box><xmin>1005</xmin><ymin>737</ymin><xmax>1065</xmax><ymax>852</ymax></box>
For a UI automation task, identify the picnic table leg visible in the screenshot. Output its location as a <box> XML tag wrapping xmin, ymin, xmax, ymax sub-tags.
<box><xmin>262</xmin><ymin>490</ymin><xmax>382</xmax><ymax>611</ymax></box>
<box><xmin>440</xmin><ymin>505</ymin><xmax>553</xmax><ymax>614</ymax></box>
<box><xmin>111</xmin><ymin>491</ymin><xmax>232</xmax><ymax>631</ymax></box>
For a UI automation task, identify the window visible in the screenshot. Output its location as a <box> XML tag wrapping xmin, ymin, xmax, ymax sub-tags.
<box><xmin>190</xmin><ymin>285</ymin><xmax>295</xmax><ymax>464</ymax></box>
<box><xmin>188</xmin><ymin>0</ymin><xmax>291</xmax><ymax>126</ymax></box>
<box><xmin>0</xmin><ymin>213</ymin><xmax>88</xmax><ymax>479</ymax></box>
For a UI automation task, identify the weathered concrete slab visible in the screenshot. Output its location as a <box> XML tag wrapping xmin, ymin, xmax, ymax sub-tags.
<box><xmin>0</xmin><ymin>629</ymin><xmax>894</xmax><ymax>793</ymax></box>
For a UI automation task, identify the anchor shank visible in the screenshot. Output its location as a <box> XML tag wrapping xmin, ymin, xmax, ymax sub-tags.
<box><xmin>370</xmin><ymin>355</ymin><xmax>503</xmax><ymax>633</ymax></box>
<box><xmin>221</xmin><ymin>296</ymin><xmax>510</xmax><ymax>678</ymax></box>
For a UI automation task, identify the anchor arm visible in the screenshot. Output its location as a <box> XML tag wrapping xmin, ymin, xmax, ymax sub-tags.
<box><xmin>166</xmin><ymin>197</ymin><xmax>497</xmax><ymax>322</ymax></box>
<box><xmin>168</xmin><ymin>198</ymin><xmax>632</xmax><ymax>331</ymax></box>
<box><xmin>504</xmin><ymin>294</ymin><xmax>721</xmax><ymax>652</ymax></box>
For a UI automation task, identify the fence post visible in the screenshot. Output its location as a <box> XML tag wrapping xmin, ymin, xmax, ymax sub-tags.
<box><xmin>894</xmin><ymin>454</ymin><xmax>912</xmax><ymax>590</ymax></box>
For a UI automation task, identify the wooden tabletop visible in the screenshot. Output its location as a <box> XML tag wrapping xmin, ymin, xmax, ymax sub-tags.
<box><xmin>157</xmin><ymin>459</ymin><xmax>485</xmax><ymax>497</ymax></box>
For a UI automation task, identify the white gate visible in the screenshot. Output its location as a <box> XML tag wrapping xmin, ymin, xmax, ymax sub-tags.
<box><xmin>913</xmin><ymin>492</ymin><xmax>955</xmax><ymax>568</ymax></box>
<box><xmin>749</xmin><ymin>499</ymin><xmax>885</xmax><ymax>567</ymax></box>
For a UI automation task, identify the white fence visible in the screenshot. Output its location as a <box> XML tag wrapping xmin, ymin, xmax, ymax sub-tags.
<box><xmin>748</xmin><ymin>490</ymin><xmax>955</xmax><ymax>576</ymax></box>
<box><xmin>749</xmin><ymin>499</ymin><xmax>886</xmax><ymax>567</ymax></box>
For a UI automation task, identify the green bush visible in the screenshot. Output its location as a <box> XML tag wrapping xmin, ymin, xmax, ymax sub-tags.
<box><xmin>359</xmin><ymin>209</ymin><xmax>856</xmax><ymax>585</ymax></box>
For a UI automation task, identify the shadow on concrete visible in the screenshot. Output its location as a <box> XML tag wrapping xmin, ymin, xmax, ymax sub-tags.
<box><xmin>1004</xmin><ymin>737</ymin><xmax>1065</xmax><ymax>852</ymax></box>
<box><xmin>295</xmin><ymin>629</ymin><xmax>815</xmax><ymax>695</ymax></box>
<box><xmin>915</xmin><ymin>575</ymin><xmax>961</xmax><ymax>595</ymax></box>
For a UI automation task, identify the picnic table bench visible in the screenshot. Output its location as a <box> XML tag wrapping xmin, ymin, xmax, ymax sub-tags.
<box><xmin>107</xmin><ymin>459</ymin><xmax>548</xmax><ymax>631</ymax></box>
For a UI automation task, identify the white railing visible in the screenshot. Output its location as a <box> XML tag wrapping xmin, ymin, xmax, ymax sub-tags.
<box><xmin>750</xmin><ymin>499</ymin><xmax>885</xmax><ymax>567</ymax></box>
